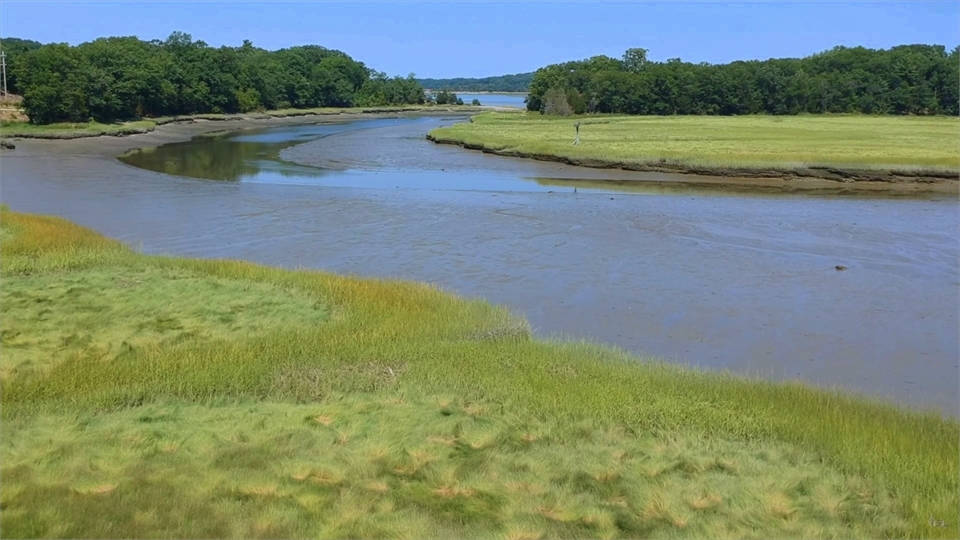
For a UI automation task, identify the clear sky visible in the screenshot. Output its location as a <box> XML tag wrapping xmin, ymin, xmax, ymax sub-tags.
<box><xmin>1</xmin><ymin>1</ymin><xmax>957</xmax><ymax>78</ymax></box>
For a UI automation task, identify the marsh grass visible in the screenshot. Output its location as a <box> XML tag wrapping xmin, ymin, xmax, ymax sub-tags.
<box><xmin>429</xmin><ymin>113</ymin><xmax>960</xmax><ymax>173</ymax></box>
<box><xmin>0</xmin><ymin>398</ymin><xmax>911</xmax><ymax>539</ymax></box>
<box><xmin>0</xmin><ymin>120</ymin><xmax>158</xmax><ymax>138</ymax></box>
<box><xmin>1</xmin><ymin>206</ymin><xmax>957</xmax><ymax>538</ymax></box>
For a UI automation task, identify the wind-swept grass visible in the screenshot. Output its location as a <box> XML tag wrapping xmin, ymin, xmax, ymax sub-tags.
<box><xmin>428</xmin><ymin>112</ymin><xmax>960</xmax><ymax>175</ymax></box>
<box><xmin>1</xmin><ymin>206</ymin><xmax>957</xmax><ymax>538</ymax></box>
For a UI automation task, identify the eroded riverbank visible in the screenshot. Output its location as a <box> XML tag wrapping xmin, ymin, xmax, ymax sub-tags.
<box><xmin>1</xmin><ymin>110</ymin><xmax>473</xmax><ymax>157</ymax></box>
<box><xmin>2</xmin><ymin>115</ymin><xmax>957</xmax><ymax>415</ymax></box>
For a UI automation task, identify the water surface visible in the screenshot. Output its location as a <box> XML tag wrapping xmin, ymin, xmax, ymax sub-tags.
<box><xmin>456</xmin><ymin>93</ymin><xmax>526</xmax><ymax>108</ymax></box>
<box><xmin>121</xmin><ymin>116</ymin><xmax>725</xmax><ymax>194</ymax></box>
<box><xmin>7</xmin><ymin>116</ymin><xmax>958</xmax><ymax>416</ymax></box>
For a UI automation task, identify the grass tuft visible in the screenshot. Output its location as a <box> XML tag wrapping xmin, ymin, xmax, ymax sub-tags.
<box><xmin>1</xmin><ymin>207</ymin><xmax>957</xmax><ymax>538</ymax></box>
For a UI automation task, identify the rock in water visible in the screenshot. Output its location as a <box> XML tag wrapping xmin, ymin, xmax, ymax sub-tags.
<box><xmin>0</xmin><ymin>140</ymin><xmax>15</xmax><ymax>150</ymax></box>
<box><xmin>835</xmin><ymin>265</ymin><xmax>848</xmax><ymax>271</ymax></box>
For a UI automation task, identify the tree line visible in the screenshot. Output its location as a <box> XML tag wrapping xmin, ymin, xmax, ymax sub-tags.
<box><xmin>2</xmin><ymin>32</ymin><xmax>428</xmax><ymax>124</ymax></box>
<box><xmin>527</xmin><ymin>45</ymin><xmax>959</xmax><ymax>116</ymax></box>
<box><xmin>417</xmin><ymin>72</ymin><xmax>533</xmax><ymax>93</ymax></box>
<box><xmin>0</xmin><ymin>37</ymin><xmax>43</xmax><ymax>96</ymax></box>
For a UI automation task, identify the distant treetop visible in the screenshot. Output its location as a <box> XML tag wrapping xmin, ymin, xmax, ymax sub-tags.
<box><xmin>416</xmin><ymin>72</ymin><xmax>533</xmax><ymax>93</ymax></box>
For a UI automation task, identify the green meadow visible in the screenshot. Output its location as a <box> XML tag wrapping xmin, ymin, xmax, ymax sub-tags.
<box><xmin>1</xmin><ymin>207</ymin><xmax>957</xmax><ymax>538</ymax></box>
<box><xmin>428</xmin><ymin>113</ymin><xmax>960</xmax><ymax>174</ymax></box>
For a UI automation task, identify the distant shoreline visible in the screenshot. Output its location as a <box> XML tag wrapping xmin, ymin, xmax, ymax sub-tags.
<box><xmin>424</xmin><ymin>90</ymin><xmax>528</xmax><ymax>96</ymax></box>
<box><xmin>0</xmin><ymin>106</ymin><xmax>488</xmax><ymax>141</ymax></box>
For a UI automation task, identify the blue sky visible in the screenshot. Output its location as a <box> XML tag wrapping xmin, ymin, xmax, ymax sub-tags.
<box><xmin>1</xmin><ymin>1</ymin><xmax>957</xmax><ymax>78</ymax></box>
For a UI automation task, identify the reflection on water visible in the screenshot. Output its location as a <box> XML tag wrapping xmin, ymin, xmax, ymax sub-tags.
<box><xmin>120</xmin><ymin>118</ymin><xmax>952</xmax><ymax>201</ymax></box>
<box><xmin>121</xmin><ymin>141</ymin><xmax>274</xmax><ymax>181</ymax></box>
<box><xmin>119</xmin><ymin>118</ymin><xmax>439</xmax><ymax>182</ymax></box>
<box><xmin>117</xmin><ymin>117</ymin><xmax>626</xmax><ymax>193</ymax></box>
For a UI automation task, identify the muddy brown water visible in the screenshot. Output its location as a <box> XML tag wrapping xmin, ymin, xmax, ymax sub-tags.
<box><xmin>3</xmin><ymin>115</ymin><xmax>958</xmax><ymax>416</ymax></box>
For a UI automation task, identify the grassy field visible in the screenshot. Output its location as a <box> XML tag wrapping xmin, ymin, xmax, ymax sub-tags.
<box><xmin>0</xmin><ymin>104</ymin><xmax>484</xmax><ymax>139</ymax></box>
<box><xmin>428</xmin><ymin>112</ymin><xmax>960</xmax><ymax>174</ymax></box>
<box><xmin>1</xmin><ymin>207</ymin><xmax>957</xmax><ymax>538</ymax></box>
<box><xmin>0</xmin><ymin>119</ymin><xmax>159</xmax><ymax>138</ymax></box>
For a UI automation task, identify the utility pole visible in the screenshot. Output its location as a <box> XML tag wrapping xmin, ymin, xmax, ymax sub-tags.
<box><xmin>0</xmin><ymin>51</ymin><xmax>7</xmax><ymax>98</ymax></box>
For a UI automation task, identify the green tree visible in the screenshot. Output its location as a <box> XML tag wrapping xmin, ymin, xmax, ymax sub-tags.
<box><xmin>435</xmin><ymin>90</ymin><xmax>458</xmax><ymax>105</ymax></box>
<box><xmin>11</xmin><ymin>31</ymin><xmax>426</xmax><ymax>123</ymax></box>
<box><xmin>416</xmin><ymin>72</ymin><xmax>533</xmax><ymax>92</ymax></box>
<box><xmin>525</xmin><ymin>44</ymin><xmax>959</xmax><ymax>117</ymax></box>
<box><xmin>0</xmin><ymin>37</ymin><xmax>43</xmax><ymax>94</ymax></box>
<box><xmin>622</xmin><ymin>47</ymin><xmax>649</xmax><ymax>73</ymax></box>
<box><xmin>542</xmin><ymin>87</ymin><xmax>572</xmax><ymax>116</ymax></box>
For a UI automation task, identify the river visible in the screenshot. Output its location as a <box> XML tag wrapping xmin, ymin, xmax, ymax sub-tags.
<box><xmin>455</xmin><ymin>93</ymin><xmax>526</xmax><ymax>108</ymax></box>
<box><xmin>3</xmin><ymin>114</ymin><xmax>957</xmax><ymax>415</ymax></box>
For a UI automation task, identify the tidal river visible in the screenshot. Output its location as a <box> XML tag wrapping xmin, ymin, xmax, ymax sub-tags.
<box><xmin>3</xmin><ymin>114</ymin><xmax>957</xmax><ymax>415</ymax></box>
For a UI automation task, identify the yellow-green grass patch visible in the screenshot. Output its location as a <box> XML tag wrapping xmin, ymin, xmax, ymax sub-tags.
<box><xmin>0</xmin><ymin>265</ymin><xmax>328</xmax><ymax>380</ymax></box>
<box><xmin>0</xmin><ymin>119</ymin><xmax>158</xmax><ymax>138</ymax></box>
<box><xmin>1</xmin><ymin>397</ymin><xmax>909</xmax><ymax>539</ymax></box>
<box><xmin>1</xmin><ymin>206</ymin><xmax>957</xmax><ymax>538</ymax></box>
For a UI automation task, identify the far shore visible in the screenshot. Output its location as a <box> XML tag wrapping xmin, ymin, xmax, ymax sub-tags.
<box><xmin>0</xmin><ymin>105</ymin><xmax>516</xmax><ymax>142</ymax></box>
<box><xmin>424</xmin><ymin>90</ymin><xmax>528</xmax><ymax>95</ymax></box>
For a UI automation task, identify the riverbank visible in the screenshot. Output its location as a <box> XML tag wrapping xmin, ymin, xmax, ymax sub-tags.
<box><xmin>0</xmin><ymin>111</ymin><xmax>481</xmax><ymax>162</ymax></box>
<box><xmin>0</xmin><ymin>105</ymin><xmax>487</xmax><ymax>141</ymax></box>
<box><xmin>1</xmin><ymin>207</ymin><xmax>956</xmax><ymax>538</ymax></box>
<box><xmin>427</xmin><ymin>113</ymin><xmax>960</xmax><ymax>193</ymax></box>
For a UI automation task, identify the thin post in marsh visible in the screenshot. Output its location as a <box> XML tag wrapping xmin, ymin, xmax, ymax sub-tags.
<box><xmin>0</xmin><ymin>51</ymin><xmax>7</xmax><ymax>98</ymax></box>
<box><xmin>573</xmin><ymin>122</ymin><xmax>581</xmax><ymax>145</ymax></box>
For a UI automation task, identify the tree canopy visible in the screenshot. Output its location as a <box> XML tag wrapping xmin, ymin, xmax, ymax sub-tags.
<box><xmin>526</xmin><ymin>44</ymin><xmax>959</xmax><ymax>116</ymax></box>
<box><xmin>5</xmin><ymin>32</ymin><xmax>427</xmax><ymax>124</ymax></box>
<box><xmin>0</xmin><ymin>37</ymin><xmax>43</xmax><ymax>94</ymax></box>
<box><xmin>417</xmin><ymin>72</ymin><xmax>533</xmax><ymax>92</ymax></box>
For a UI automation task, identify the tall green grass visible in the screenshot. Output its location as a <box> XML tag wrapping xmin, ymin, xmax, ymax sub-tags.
<box><xmin>1</xmin><ymin>207</ymin><xmax>957</xmax><ymax>538</ymax></box>
<box><xmin>429</xmin><ymin>112</ymin><xmax>960</xmax><ymax>173</ymax></box>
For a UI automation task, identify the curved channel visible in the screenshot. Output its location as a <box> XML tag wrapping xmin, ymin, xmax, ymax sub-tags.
<box><xmin>4</xmin><ymin>114</ymin><xmax>958</xmax><ymax>415</ymax></box>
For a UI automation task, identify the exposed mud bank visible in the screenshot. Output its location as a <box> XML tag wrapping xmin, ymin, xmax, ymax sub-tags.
<box><xmin>4</xmin><ymin>112</ymin><xmax>474</xmax><ymax>160</ymax></box>
<box><xmin>427</xmin><ymin>134</ymin><xmax>959</xmax><ymax>194</ymax></box>
<box><xmin>1</xmin><ymin>107</ymin><xmax>481</xmax><ymax>141</ymax></box>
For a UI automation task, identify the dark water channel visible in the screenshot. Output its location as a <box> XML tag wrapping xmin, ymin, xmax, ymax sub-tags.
<box><xmin>6</xmin><ymin>115</ymin><xmax>958</xmax><ymax>416</ymax></box>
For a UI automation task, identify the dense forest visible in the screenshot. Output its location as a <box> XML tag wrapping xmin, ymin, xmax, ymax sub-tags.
<box><xmin>1</xmin><ymin>32</ymin><xmax>427</xmax><ymax>124</ymax></box>
<box><xmin>0</xmin><ymin>37</ymin><xmax>43</xmax><ymax>95</ymax></box>
<box><xmin>416</xmin><ymin>72</ymin><xmax>533</xmax><ymax>92</ymax></box>
<box><xmin>527</xmin><ymin>45</ymin><xmax>959</xmax><ymax>116</ymax></box>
